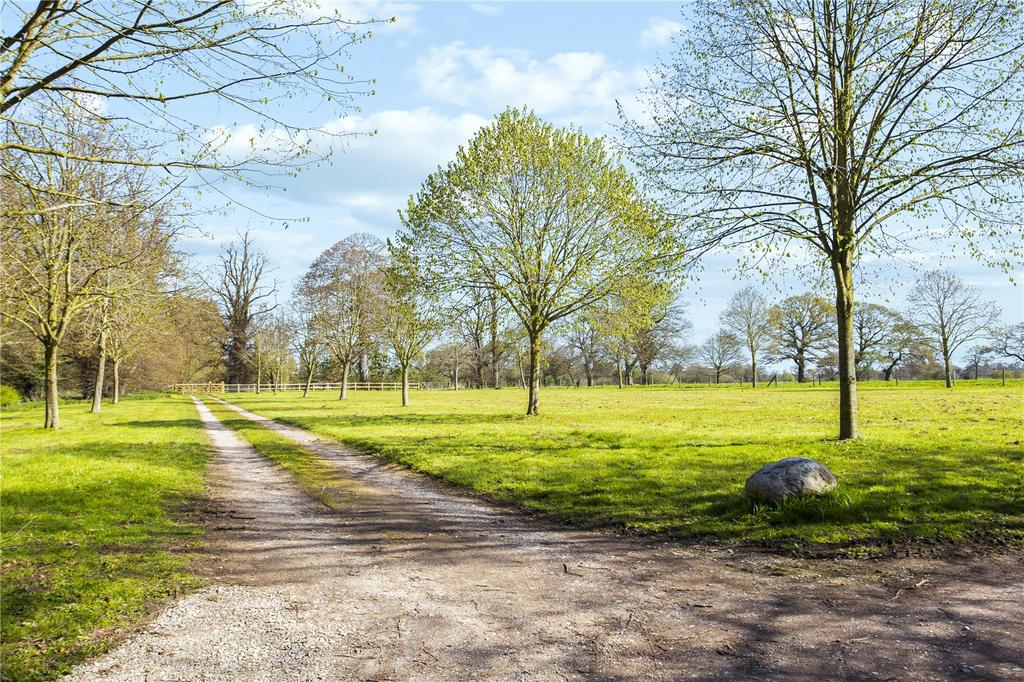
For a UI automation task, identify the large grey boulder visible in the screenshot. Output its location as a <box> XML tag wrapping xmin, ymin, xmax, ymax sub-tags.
<box><xmin>744</xmin><ymin>457</ymin><xmax>837</xmax><ymax>502</ymax></box>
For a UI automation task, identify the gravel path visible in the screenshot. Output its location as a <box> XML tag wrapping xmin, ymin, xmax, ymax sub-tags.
<box><xmin>67</xmin><ymin>397</ymin><xmax>1024</xmax><ymax>681</ymax></box>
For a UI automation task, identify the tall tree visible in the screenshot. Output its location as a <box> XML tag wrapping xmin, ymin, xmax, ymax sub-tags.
<box><xmin>625</xmin><ymin>0</ymin><xmax>1024</xmax><ymax>438</ymax></box>
<box><xmin>301</xmin><ymin>233</ymin><xmax>386</xmax><ymax>399</ymax></box>
<box><xmin>206</xmin><ymin>232</ymin><xmax>275</xmax><ymax>385</ymax></box>
<box><xmin>907</xmin><ymin>270</ymin><xmax>1000</xmax><ymax>387</ymax></box>
<box><xmin>770</xmin><ymin>294</ymin><xmax>835</xmax><ymax>383</ymax></box>
<box><xmin>852</xmin><ymin>303</ymin><xmax>906</xmax><ymax>377</ymax></box>
<box><xmin>720</xmin><ymin>287</ymin><xmax>772</xmax><ymax>387</ymax></box>
<box><xmin>398</xmin><ymin>108</ymin><xmax>682</xmax><ymax>415</ymax></box>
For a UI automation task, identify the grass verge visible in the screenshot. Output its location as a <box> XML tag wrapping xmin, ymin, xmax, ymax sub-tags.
<box><xmin>220</xmin><ymin>380</ymin><xmax>1024</xmax><ymax>551</ymax></box>
<box><xmin>1</xmin><ymin>396</ymin><xmax>209</xmax><ymax>682</ymax></box>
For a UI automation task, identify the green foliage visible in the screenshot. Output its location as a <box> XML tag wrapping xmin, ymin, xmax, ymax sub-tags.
<box><xmin>222</xmin><ymin>381</ymin><xmax>1023</xmax><ymax>548</ymax></box>
<box><xmin>0</xmin><ymin>396</ymin><xmax>210</xmax><ymax>681</ymax></box>
<box><xmin>0</xmin><ymin>384</ymin><xmax>22</xmax><ymax>406</ymax></box>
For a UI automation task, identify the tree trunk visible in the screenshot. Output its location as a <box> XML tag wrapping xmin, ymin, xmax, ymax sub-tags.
<box><xmin>526</xmin><ymin>331</ymin><xmax>541</xmax><ymax>416</ymax></box>
<box><xmin>303</xmin><ymin>364</ymin><xmax>314</xmax><ymax>398</ymax></box>
<box><xmin>750</xmin><ymin>349</ymin><xmax>758</xmax><ymax>388</ymax></box>
<box><xmin>489</xmin><ymin>302</ymin><xmax>500</xmax><ymax>389</ymax></box>
<box><xmin>616</xmin><ymin>358</ymin><xmax>624</xmax><ymax>388</ymax></box>
<box><xmin>43</xmin><ymin>341</ymin><xmax>60</xmax><ymax>429</ymax></box>
<box><xmin>112</xmin><ymin>359</ymin><xmax>121</xmax><ymax>404</ymax></box>
<box><xmin>796</xmin><ymin>358</ymin><xmax>806</xmax><ymax>383</ymax></box>
<box><xmin>340</xmin><ymin>360</ymin><xmax>350</xmax><ymax>399</ymax></box>
<box><xmin>584</xmin><ymin>361</ymin><xmax>593</xmax><ymax>387</ymax></box>
<box><xmin>401</xmin><ymin>364</ymin><xmax>410</xmax><ymax>406</ymax></box>
<box><xmin>832</xmin><ymin>254</ymin><xmax>859</xmax><ymax>439</ymax></box>
<box><xmin>943</xmin><ymin>352</ymin><xmax>954</xmax><ymax>388</ymax></box>
<box><xmin>255</xmin><ymin>352</ymin><xmax>262</xmax><ymax>394</ymax></box>
<box><xmin>91</xmin><ymin>335</ymin><xmax>107</xmax><ymax>414</ymax></box>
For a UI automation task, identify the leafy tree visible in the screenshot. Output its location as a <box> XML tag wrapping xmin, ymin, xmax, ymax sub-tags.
<box><xmin>398</xmin><ymin>108</ymin><xmax>681</xmax><ymax>415</ymax></box>
<box><xmin>908</xmin><ymin>270</ymin><xmax>1000</xmax><ymax>387</ymax></box>
<box><xmin>720</xmin><ymin>286</ymin><xmax>772</xmax><ymax>386</ymax></box>
<box><xmin>381</xmin><ymin>255</ymin><xmax>443</xmax><ymax>407</ymax></box>
<box><xmin>770</xmin><ymin>294</ymin><xmax>835</xmax><ymax>383</ymax></box>
<box><xmin>625</xmin><ymin>0</ymin><xmax>1024</xmax><ymax>438</ymax></box>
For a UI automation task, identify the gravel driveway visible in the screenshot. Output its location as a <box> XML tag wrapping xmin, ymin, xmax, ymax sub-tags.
<box><xmin>67</xmin><ymin>397</ymin><xmax>1024</xmax><ymax>681</ymax></box>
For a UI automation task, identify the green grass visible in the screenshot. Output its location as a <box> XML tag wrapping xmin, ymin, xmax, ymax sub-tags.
<box><xmin>1</xmin><ymin>396</ymin><xmax>210</xmax><ymax>682</ymax></box>
<box><xmin>220</xmin><ymin>380</ymin><xmax>1024</xmax><ymax>549</ymax></box>
<box><xmin>204</xmin><ymin>400</ymin><xmax>359</xmax><ymax>509</ymax></box>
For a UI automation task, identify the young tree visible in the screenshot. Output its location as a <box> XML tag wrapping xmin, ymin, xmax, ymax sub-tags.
<box><xmin>381</xmin><ymin>258</ymin><xmax>443</xmax><ymax>407</ymax></box>
<box><xmin>633</xmin><ymin>304</ymin><xmax>691</xmax><ymax>385</ymax></box>
<box><xmin>566</xmin><ymin>315</ymin><xmax>602</xmax><ymax>387</ymax></box>
<box><xmin>206</xmin><ymin>232</ymin><xmax>276</xmax><ymax>385</ymax></box>
<box><xmin>852</xmin><ymin>303</ymin><xmax>906</xmax><ymax>377</ymax></box>
<box><xmin>398</xmin><ymin>108</ymin><xmax>682</xmax><ymax>415</ymax></box>
<box><xmin>301</xmin><ymin>234</ymin><xmax>386</xmax><ymax>399</ymax></box>
<box><xmin>908</xmin><ymin>271</ymin><xmax>1001</xmax><ymax>387</ymax></box>
<box><xmin>625</xmin><ymin>0</ymin><xmax>1024</xmax><ymax>438</ymax></box>
<box><xmin>770</xmin><ymin>294</ymin><xmax>835</xmax><ymax>383</ymax></box>
<box><xmin>720</xmin><ymin>287</ymin><xmax>772</xmax><ymax>387</ymax></box>
<box><xmin>963</xmin><ymin>345</ymin><xmax>990</xmax><ymax>380</ymax></box>
<box><xmin>699</xmin><ymin>331</ymin><xmax>742</xmax><ymax>384</ymax></box>
<box><xmin>292</xmin><ymin>295</ymin><xmax>326</xmax><ymax>399</ymax></box>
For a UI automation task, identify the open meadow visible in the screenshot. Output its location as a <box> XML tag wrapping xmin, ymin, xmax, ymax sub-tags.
<box><xmin>221</xmin><ymin>380</ymin><xmax>1024</xmax><ymax>548</ymax></box>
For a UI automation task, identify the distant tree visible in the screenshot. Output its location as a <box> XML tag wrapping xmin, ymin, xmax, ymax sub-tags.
<box><xmin>852</xmin><ymin>303</ymin><xmax>907</xmax><ymax>377</ymax></box>
<box><xmin>963</xmin><ymin>345</ymin><xmax>991</xmax><ymax>380</ymax></box>
<box><xmin>989</xmin><ymin>323</ymin><xmax>1024</xmax><ymax>364</ymax></box>
<box><xmin>770</xmin><ymin>294</ymin><xmax>835</xmax><ymax>383</ymax></box>
<box><xmin>206</xmin><ymin>232</ymin><xmax>276</xmax><ymax>385</ymax></box>
<box><xmin>381</xmin><ymin>256</ymin><xmax>443</xmax><ymax>407</ymax></box>
<box><xmin>398</xmin><ymin>108</ymin><xmax>682</xmax><ymax>415</ymax></box>
<box><xmin>633</xmin><ymin>304</ymin><xmax>691</xmax><ymax>385</ymax></box>
<box><xmin>907</xmin><ymin>271</ymin><xmax>1001</xmax><ymax>388</ymax></box>
<box><xmin>721</xmin><ymin>287</ymin><xmax>772</xmax><ymax>387</ymax></box>
<box><xmin>625</xmin><ymin>0</ymin><xmax>1024</xmax><ymax>438</ymax></box>
<box><xmin>300</xmin><ymin>234</ymin><xmax>386</xmax><ymax>399</ymax></box>
<box><xmin>566</xmin><ymin>315</ymin><xmax>602</xmax><ymax>387</ymax></box>
<box><xmin>878</xmin><ymin>320</ymin><xmax>927</xmax><ymax>382</ymax></box>
<box><xmin>292</xmin><ymin>295</ymin><xmax>326</xmax><ymax>398</ymax></box>
<box><xmin>699</xmin><ymin>331</ymin><xmax>742</xmax><ymax>384</ymax></box>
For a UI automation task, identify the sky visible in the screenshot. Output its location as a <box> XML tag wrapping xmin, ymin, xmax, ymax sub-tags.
<box><xmin>181</xmin><ymin>0</ymin><xmax>1023</xmax><ymax>354</ymax></box>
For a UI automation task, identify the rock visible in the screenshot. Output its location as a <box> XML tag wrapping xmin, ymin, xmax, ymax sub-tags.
<box><xmin>744</xmin><ymin>457</ymin><xmax>837</xmax><ymax>502</ymax></box>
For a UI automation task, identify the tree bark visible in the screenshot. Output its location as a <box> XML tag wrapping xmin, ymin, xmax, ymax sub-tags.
<box><xmin>489</xmin><ymin>301</ymin><xmax>500</xmax><ymax>389</ymax></box>
<box><xmin>750</xmin><ymin>348</ymin><xmax>758</xmax><ymax>388</ymax></box>
<box><xmin>91</xmin><ymin>333</ymin><xmax>107</xmax><ymax>414</ymax></box>
<box><xmin>796</xmin><ymin>357</ymin><xmax>806</xmax><ymax>383</ymax></box>
<box><xmin>832</xmin><ymin>254</ymin><xmax>859</xmax><ymax>439</ymax></box>
<box><xmin>339</xmin><ymin>360</ymin><xmax>350</xmax><ymax>399</ymax></box>
<box><xmin>526</xmin><ymin>331</ymin><xmax>541</xmax><ymax>415</ymax></box>
<box><xmin>112</xmin><ymin>359</ymin><xmax>121</xmax><ymax>404</ymax></box>
<box><xmin>303</xmin><ymin>364</ymin><xmax>314</xmax><ymax>398</ymax></box>
<box><xmin>584</xmin><ymin>362</ymin><xmax>593</xmax><ymax>387</ymax></box>
<box><xmin>401</xmin><ymin>364</ymin><xmax>410</xmax><ymax>406</ymax></box>
<box><xmin>43</xmin><ymin>341</ymin><xmax>60</xmax><ymax>429</ymax></box>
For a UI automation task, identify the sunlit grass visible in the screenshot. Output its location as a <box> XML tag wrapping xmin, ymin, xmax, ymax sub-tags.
<box><xmin>222</xmin><ymin>380</ymin><xmax>1023</xmax><ymax>547</ymax></box>
<box><xmin>0</xmin><ymin>396</ymin><xmax>210</xmax><ymax>682</ymax></box>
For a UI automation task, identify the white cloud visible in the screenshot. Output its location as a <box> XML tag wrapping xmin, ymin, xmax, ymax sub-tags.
<box><xmin>640</xmin><ymin>18</ymin><xmax>683</xmax><ymax>49</ymax></box>
<box><xmin>411</xmin><ymin>41</ymin><xmax>646</xmax><ymax>126</ymax></box>
<box><xmin>468</xmin><ymin>2</ymin><xmax>501</xmax><ymax>15</ymax></box>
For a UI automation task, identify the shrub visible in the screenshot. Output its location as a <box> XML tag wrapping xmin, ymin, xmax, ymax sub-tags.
<box><xmin>0</xmin><ymin>384</ymin><xmax>22</xmax><ymax>407</ymax></box>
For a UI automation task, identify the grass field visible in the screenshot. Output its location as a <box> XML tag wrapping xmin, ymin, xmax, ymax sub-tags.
<box><xmin>0</xmin><ymin>395</ymin><xmax>210</xmax><ymax>682</ymax></box>
<box><xmin>221</xmin><ymin>380</ymin><xmax>1024</xmax><ymax>549</ymax></box>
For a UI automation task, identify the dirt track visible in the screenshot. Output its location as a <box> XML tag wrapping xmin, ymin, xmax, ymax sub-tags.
<box><xmin>68</xmin><ymin>397</ymin><xmax>1024</xmax><ymax>681</ymax></box>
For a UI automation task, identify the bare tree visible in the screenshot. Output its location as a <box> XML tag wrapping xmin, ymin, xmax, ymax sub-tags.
<box><xmin>721</xmin><ymin>287</ymin><xmax>772</xmax><ymax>387</ymax></box>
<box><xmin>625</xmin><ymin>0</ymin><xmax>1024</xmax><ymax>438</ymax></box>
<box><xmin>699</xmin><ymin>330</ymin><xmax>742</xmax><ymax>384</ymax></box>
<box><xmin>206</xmin><ymin>232</ymin><xmax>275</xmax><ymax>385</ymax></box>
<box><xmin>398</xmin><ymin>109</ymin><xmax>682</xmax><ymax>415</ymax></box>
<box><xmin>633</xmin><ymin>304</ymin><xmax>691</xmax><ymax>385</ymax></box>
<box><xmin>852</xmin><ymin>303</ymin><xmax>907</xmax><ymax>377</ymax></box>
<box><xmin>988</xmin><ymin>323</ymin><xmax>1024</xmax><ymax>364</ymax></box>
<box><xmin>963</xmin><ymin>345</ymin><xmax>990</xmax><ymax>380</ymax></box>
<box><xmin>879</xmin><ymin>320</ymin><xmax>926</xmax><ymax>381</ymax></box>
<box><xmin>908</xmin><ymin>270</ymin><xmax>1000</xmax><ymax>387</ymax></box>
<box><xmin>566</xmin><ymin>315</ymin><xmax>602</xmax><ymax>387</ymax></box>
<box><xmin>301</xmin><ymin>233</ymin><xmax>386</xmax><ymax>399</ymax></box>
<box><xmin>770</xmin><ymin>294</ymin><xmax>835</xmax><ymax>383</ymax></box>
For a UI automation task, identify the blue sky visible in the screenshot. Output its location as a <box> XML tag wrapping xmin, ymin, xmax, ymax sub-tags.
<box><xmin>183</xmin><ymin>0</ymin><xmax>1023</xmax><ymax>352</ymax></box>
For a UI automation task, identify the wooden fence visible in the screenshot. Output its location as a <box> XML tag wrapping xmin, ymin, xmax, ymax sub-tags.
<box><xmin>170</xmin><ymin>381</ymin><xmax>420</xmax><ymax>394</ymax></box>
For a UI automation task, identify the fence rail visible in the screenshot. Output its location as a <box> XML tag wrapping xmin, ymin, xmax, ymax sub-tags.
<box><xmin>170</xmin><ymin>381</ymin><xmax>420</xmax><ymax>394</ymax></box>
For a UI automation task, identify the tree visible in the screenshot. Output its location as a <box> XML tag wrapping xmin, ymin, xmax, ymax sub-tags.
<box><xmin>963</xmin><ymin>345</ymin><xmax>990</xmax><ymax>380</ymax></box>
<box><xmin>853</xmin><ymin>303</ymin><xmax>906</xmax><ymax>377</ymax></box>
<box><xmin>206</xmin><ymin>232</ymin><xmax>275</xmax><ymax>385</ymax></box>
<box><xmin>398</xmin><ymin>108</ymin><xmax>681</xmax><ymax>415</ymax></box>
<box><xmin>292</xmin><ymin>294</ymin><xmax>326</xmax><ymax>398</ymax></box>
<box><xmin>1</xmin><ymin>1</ymin><xmax>381</xmax><ymax>205</ymax></box>
<box><xmin>878</xmin><ymin>320</ymin><xmax>926</xmax><ymax>381</ymax></box>
<box><xmin>699</xmin><ymin>330</ymin><xmax>742</xmax><ymax>384</ymax></box>
<box><xmin>633</xmin><ymin>304</ymin><xmax>691</xmax><ymax>385</ymax></box>
<box><xmin>381</xmin><ymin>257</ymin><xmax>443</xmax><ymax>407</ymax></box>
<box><xmin>566</xmin><ymin>315</ymin><xmax>602</xmax><ymax>387</ymax></box>
<box><xmin>770</xmin><ymin>294</ymin><xmax>835</xmax><ymax>383</ymax></box>
<box><xmin>721</xmin><ymin>287</ymin><xmax>772</xmax><ymax>387</ymax></box>
<box><xmin>301</xmin><ymin>233</ymin><xmax>386</xmax><ymax>399</ymax></box>
<box><xmin>989</xmin><ymin>323</ymin><xmax>1024</xmax><ymax>364</ymax></box>
<box><xmin>625</xmin><ymin>0</ymin><xmax>1024</xmax><ymax>438</ymax></box>
<box><xmin>0</xmin><ymin>117</ymin><xmax>173</xmax><ymax>427</ymax></box>
<box><xmin>908</xmin><ymin>270</ymin><xmax>1001</xmax><ymax>387</ymax></box>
